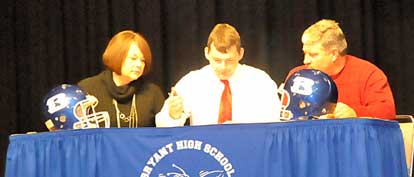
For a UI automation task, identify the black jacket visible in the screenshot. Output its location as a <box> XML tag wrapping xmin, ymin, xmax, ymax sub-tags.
<box><xmin>78</xmin><ymin>70</ymin><xmax>164</xmax><ymax>127</ymax></box>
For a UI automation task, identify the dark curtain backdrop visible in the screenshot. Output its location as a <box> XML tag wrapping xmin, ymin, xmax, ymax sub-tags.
<box><xmin>1</xmin><ymin>0</ymin><xmax>414</xmax><ymax>175</ymax></box>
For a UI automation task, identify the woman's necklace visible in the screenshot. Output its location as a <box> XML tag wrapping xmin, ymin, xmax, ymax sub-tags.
<box><xmin>112</xmin><ymin>94</ymin><xmax>138</xmax><ymax>128</ymax></box>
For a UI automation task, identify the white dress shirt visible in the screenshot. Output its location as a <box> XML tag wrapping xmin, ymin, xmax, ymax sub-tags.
<box><xmin>156</xmin><ymin>64</ymin><xmax>281</xmax><ymax>127</ymax></box>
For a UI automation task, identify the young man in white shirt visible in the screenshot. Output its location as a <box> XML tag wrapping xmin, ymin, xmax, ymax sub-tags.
<box><xmin>156</xmin><ymin>23</ymin><xmax>281</xmax><ymax>127</ymax></box>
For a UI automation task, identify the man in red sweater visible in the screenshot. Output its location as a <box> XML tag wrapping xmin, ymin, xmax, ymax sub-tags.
<box><xmin>286</xmin><ymin>19</ymin><xmax>395</xmax><ymax>119</ymax></box>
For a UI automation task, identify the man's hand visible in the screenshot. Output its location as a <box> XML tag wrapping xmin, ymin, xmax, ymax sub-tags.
<box><xmin>334</xmin><ymin>102</ymin><xmax>357</xmax><ymax>118</ymax></box>
<box><xmin>167</xmin><ymin>87</ymin><xmax>184</xmax><ymax>119</ymax></box>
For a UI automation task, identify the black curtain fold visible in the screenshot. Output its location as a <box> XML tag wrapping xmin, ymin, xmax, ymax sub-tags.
<box><xmin>1</xmin><ymin>0</ymin><xmax>414</xmax><ymax>176</ymax></box>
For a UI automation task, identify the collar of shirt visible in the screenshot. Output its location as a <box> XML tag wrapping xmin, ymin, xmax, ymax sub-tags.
<box><xmin>205</xmin><ymin>64</ymin><xmax>243</xmax><ymax>85</ymax></box>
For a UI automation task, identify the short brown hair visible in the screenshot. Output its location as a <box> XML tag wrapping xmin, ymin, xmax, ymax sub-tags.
<box><xmin>302</xmin><ymin>19</ymin><xmax>348</xmax><ymax>55</ymax></box>
<box><xmin>207</xmin><ymin>23</ymin><xmax>242</xmax><ymax>53</ymax></box>
<box><xmin>102</xmin><ymin>30</ymin><xmax>152</xmax><ymax>75</ymax></box>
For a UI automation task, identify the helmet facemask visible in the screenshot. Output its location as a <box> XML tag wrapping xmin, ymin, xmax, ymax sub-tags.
<box><xmin>73</xmin><ymin>95</ymin><xmax>110</xmax><ymax>129</ymax></box>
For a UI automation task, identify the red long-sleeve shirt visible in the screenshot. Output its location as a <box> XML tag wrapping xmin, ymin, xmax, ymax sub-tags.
<box><xmin>287</xmin><ymin>55</ymin><xmax>396</xmax><ymax>120</ymax></box>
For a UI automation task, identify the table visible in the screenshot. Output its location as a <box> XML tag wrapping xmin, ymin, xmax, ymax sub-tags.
<box><xmin>5</xmin><ymin>118</ymin><xmax>408</xmax><ymax>177</ymax></box>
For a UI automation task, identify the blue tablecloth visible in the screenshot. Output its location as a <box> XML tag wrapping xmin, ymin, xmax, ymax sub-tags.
<box><xmin>5</xmin><ymin>118</ymin><xmax>408</xmax><ymax>177</ymax></box>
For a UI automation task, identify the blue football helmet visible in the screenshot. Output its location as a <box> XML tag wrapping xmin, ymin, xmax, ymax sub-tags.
<box><xmin>42</xmin><ymin>84</ymin><xmax>110</xmax><ymax>131</ymax></box>
<box><xmin>279</xmin><ymin>69</ymin><xmax>338</xmax><ymax>120</ymax></box>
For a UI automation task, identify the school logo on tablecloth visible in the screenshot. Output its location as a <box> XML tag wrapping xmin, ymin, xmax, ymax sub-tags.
<box><xmin>140</xmin><ymin>139</ymin><xmax>235</xmax><ymax>177</ymax></box>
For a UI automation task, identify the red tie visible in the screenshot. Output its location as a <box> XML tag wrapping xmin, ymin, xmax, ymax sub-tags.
<box><xmin>218</xmin><ymin>80</ymin><xmax>232</xmax><ymax>124</ymax></box>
